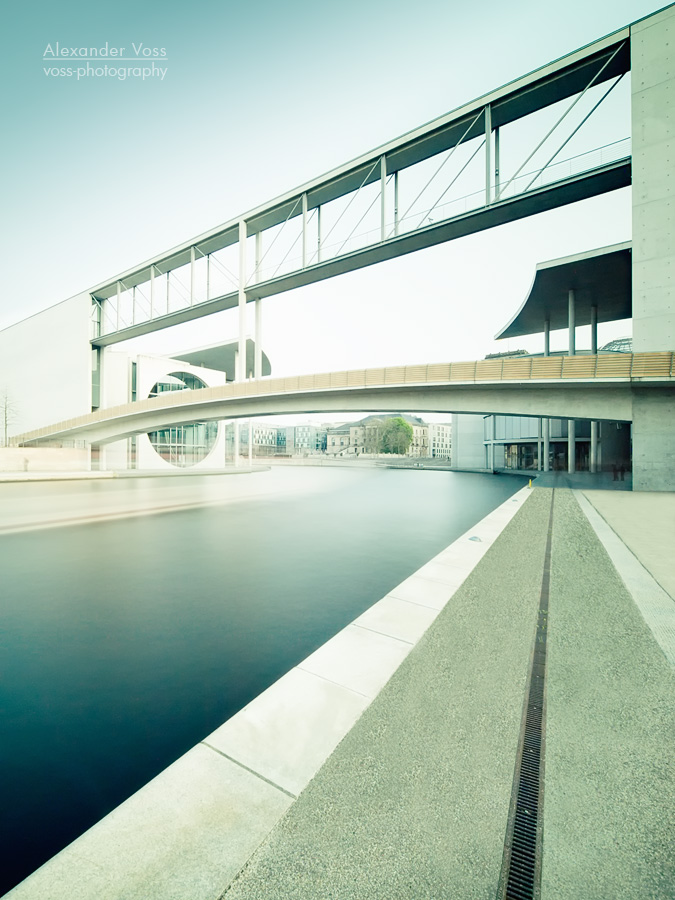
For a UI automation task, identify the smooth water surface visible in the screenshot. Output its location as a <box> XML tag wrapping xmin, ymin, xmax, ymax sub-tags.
<box><xmin>0</xmin><ymin>467</ymin><xmax>526</xmax><ymax>894</ymax></box>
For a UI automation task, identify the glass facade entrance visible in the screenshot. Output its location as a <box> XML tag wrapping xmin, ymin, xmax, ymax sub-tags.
<box><xmin>146</xmin><ymin>372</ymin><xmax>218</xmax><ymax>467</ymax></box>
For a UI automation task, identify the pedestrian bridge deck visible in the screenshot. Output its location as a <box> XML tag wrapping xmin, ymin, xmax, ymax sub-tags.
<box><xmin>14</xmin><ymin>351</ymin><xmax>675</xmax><ymax>446</ymax></box>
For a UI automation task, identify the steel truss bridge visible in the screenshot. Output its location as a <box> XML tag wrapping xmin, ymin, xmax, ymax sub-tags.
<box><xmin>89</xmin><ymin>25</ymin><xmax>632</xmax><ymax>389</ymax></box>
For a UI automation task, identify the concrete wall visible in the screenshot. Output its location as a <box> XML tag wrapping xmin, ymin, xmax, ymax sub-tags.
<box><xmin>0</xmin><ymin>447</ymin><xmax>89</xmax><ymax>472</ymax></box>
<box><xmin>0</xmin><ymin>292</ymin><xmax>92</xmax><ymax>436</ymax></box>
<box><xmin>451</xmin><ymin>414</ymin><xmax>486</xmax><ymax>469</ymax></box>
<box><xmin>134</xmin><ymin>355</ymin><xmax>227</xmax><ymax>471</ymax></box>
<box><xmin>630</xmin><ymin>6</ymin><xmax>675</xmax><ymax>489</ymax></box>
<box><xmin>631</xmin><ymin>6</ymin><xmax>675</xmax><ymax>352</ymax></box>
<box><xmin>631</xmin><ymin>389</ymin><xmax>675</xmax><ymax>491</ymax></box>
<box><xmin>101</xmin><ymin>351</ymin><xmax>131</xmax><ymax>407</ymax></box>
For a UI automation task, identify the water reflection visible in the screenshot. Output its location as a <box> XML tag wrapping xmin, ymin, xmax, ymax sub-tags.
<box><xmin>0</xmin><ymin>467</ymin><xmax>525</xmax><ymax>894</ymax></box>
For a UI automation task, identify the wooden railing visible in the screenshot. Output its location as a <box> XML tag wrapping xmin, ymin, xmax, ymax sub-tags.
<box><xmin>14</xmin><ymin>352</ymin><xmax>675</xmax><ymax>443</ymax></box>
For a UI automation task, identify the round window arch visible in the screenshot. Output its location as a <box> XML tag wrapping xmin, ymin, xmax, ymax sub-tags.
<box><xmin>147</xmin><ymin>372</ymin><xmax>218</xmax><ymax>467</ymax></box>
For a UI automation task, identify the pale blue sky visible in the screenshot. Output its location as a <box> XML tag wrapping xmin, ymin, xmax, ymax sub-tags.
<box><xmin>0</xmin><ymin>0</ymin><xmax>666</xmax><ymax>374</ymax></box>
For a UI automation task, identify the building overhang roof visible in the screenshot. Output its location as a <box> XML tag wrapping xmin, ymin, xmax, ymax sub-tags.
<box><xmin>495</xmin><ymin>242</ymin><xmax>632</xmax><ymax>339</ymax></box>
<box><xmin>170</xmin><ymin>340</ymin><xmax>271</xmax><ymax>380</ymax></box>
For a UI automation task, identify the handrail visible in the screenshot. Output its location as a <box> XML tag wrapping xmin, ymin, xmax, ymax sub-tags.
<box><xmin>12</xmin><ymin>352</ymin><xmax>674</xmax><ymax>444</ymax></box>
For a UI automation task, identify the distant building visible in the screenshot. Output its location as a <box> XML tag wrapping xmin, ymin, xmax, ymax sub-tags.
<box><xmin>332</xmin><ymin>414</ymin><xmax>432</xmax><ymax>457</ymax></box>
<box><xmin>239</xmin><ymin>422</ymin><xmax>279</xmax><ymax>457</ymax></box>
<box><xmin>292</xmin><ymin>423</ymin><xmax>327</xmax><ymax>454</ymax></box>
<box><xmin>429</xmin><ymin>422</ymin><xmax>452</xmax><ymax>459</ymax></box>
<box><xmin>326</xmin><ymin>422</ymin><xmax>352</xmax><ymax>455</ymax></box>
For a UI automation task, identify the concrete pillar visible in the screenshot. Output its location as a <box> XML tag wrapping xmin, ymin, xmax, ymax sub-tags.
<box><xmin>494</xmin><ymin>126</ymin><xmax>500</xmax><ymax>199</ymax></box>
<box><xmin>590</xmin><ymin>304</ymin><xmax>598</xmax><ymax>474</ymax></box>
<box><xmin>590</xmin><ymin>421</ymin><xmax>598</xmax><ymax>473</ymax></box>
<box><xmin>302</xmin><ymin>193</ymin><xmax>308</xmax><ymax>267</ymax></box>
<box><xmin>485</xmin><ymin>104</ymin><xmax>492</xmax><ymax>206</ymax></box>
<box><xmin>568</xmin><ymin>420</ymin><xmax>576</xmax><ymax>474</ymax></box>
<box><xmin>590</xmin><ymin>304</ymin><xmax>598</xmax><ymax>354</ymax></box>
<box><xmin>631</xmin><ymin>6</ymin><xmax>675</xmax><ymax>352</ymax></box>
<box><xmin>537</xmin><ymin>418</ymin><xmax>543</xmax><ymax>471</ymax></box>
<box><xmin>238</xmin><ymin>220</ymin><xmax>247</xmax><ymax>383</ymax></box>
<box><xmin>255</xmin><ymin>301</ymin><xmax>262</xmax><ymax>380</ymax></box>
<box><xmin>568</xmin><ymin>289</ymin><xmax>576</xmax><ymax>356</ymax></box>
<box><xmin>632</xmin><ymin>389</ymin><xmax>675</xmax><ymax>491</ymax></box>
<box><xmin>544</xmin><ymin>318</ymin><xmax>550</xmax><ymax>473</ymax></box>
<box><xmin>380</xmin><ymin>155</ymin><xmax>387</xmax><ymax>241</ymax></box>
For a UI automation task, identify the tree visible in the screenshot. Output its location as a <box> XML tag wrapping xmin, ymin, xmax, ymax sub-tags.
<box><xmin>1</xmin><ymin>389</ymin><xmax>18</xmax><ymax>447</ymax></box>
<box><xmin>380</xmin><ymin>417</ymin><xmax>413</xmax><ymax>455</ymax></box>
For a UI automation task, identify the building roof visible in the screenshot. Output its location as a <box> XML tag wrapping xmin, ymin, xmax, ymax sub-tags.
<box><xmin>171</xmin><ymin>339</ymin><xmax>271</xmax><ymax>381</ymax></box>
<box><xmin>495</xmin><ymin>242</ymin><xmax>631</xmax><ymax>339</ymax></box>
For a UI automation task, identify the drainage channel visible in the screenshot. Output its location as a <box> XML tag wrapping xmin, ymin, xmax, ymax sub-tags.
<box><xmin>496</xmin><ymin>489</ymin><xmax>554</xmax><ymax>900</ymax></box>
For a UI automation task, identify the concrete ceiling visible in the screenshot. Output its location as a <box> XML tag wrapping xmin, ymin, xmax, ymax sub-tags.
<box><xmin>496</xmin><ymin>242</ymin><xmax>632</xmax><ymax>339</ymax></box>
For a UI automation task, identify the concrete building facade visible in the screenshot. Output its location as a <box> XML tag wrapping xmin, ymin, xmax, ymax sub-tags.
<box><xmin>629</xmin><ymin>5</ymin><xmax>675</xmax><ymax>488</ymax></box>
<box><xmin>429</xmin><ymin>423</ymin><xmax>452</xmax><ymax>460</ymax></box>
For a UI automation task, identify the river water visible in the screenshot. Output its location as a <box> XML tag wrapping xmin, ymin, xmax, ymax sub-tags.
<box><xmin>0</xmin><ymin>466</ymin><xmax>526</xmax><ymax>894</ymax></box>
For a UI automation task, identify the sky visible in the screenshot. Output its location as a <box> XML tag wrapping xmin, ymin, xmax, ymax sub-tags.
<box><xmin>0</xmin><ymin>0</ymin><xmax>666</xmax><ymax>393</ymax></box>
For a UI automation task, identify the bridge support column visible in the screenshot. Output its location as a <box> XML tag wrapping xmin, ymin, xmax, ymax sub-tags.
<box><xmin>238</xmin><ymin>220</ymin><xmax>247</xmax><ymax>383</ymax></box>
<box><xmin>537</xmin><ymin>418</ymin><xmax>542</xmax><ymax>471</ymax></box>
<box><xmin>380</xmin><ymin>156</ymin><xmax>387</xmax><ymax>241</ymax></box>
<box><xmin>255</xmin><ymin>231</ymin><xmax>263</xmax><ymax>380</ymax></box>
<box><xmin>485</xmin><ymin>104</ymin><xmax>492</xmax><ymax>205</ymax></box>
<box><xmin>590</xmin><ymin>304</ymin><xmax>598</xmax><ymax>473</ymax></box>
<box><xmin>494</xmin><ymin>126</ymin><xmax>500</xmax><ymax>199</ymax></box>
<box><xmin>235</xmin><ymin>220</ymin><xmax>248</xmax><ymax>468</ymax></box>
<box><xmin>568</xmin><ymin>420</ymin><xmax>576</xmax><ymax>474</ymax></box>
<box><xmin>487</xmin><ymin>415</ymin><xmax>496</xmax><ymax>471</ymax></box>
<box><xmin>632</xmin><ymin>389</ymin><xmax>675</xmax><ymax>491</ymax></box>
<box><xmin>543</xmin><ymin>319</ymin><xmax>550</xmax><ymax>472</ymax></box>
<box><xmin>590</xmin><ymin>421</ymin><xmax>598</xmax><ymax>473</ymax></box>
<box><xmin>317</xmin><ymin>206</ymin><xmax>322</xmax><ymax>261</ymax></box>
<box><xmin>255</xmin><ymin>301</ymin><xmax>262</xmax><ymax>379</ymax></box>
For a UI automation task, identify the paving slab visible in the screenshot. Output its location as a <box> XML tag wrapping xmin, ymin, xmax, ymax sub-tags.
<box><xmin>204</xmin><ymin>667</ymin><xmax>370</xmax><ymax>798</ymax></box>
<box><xmin>6</xmin><ymin>744</ymin><xmax>293</xmax><ymax>900</ymax></box>
<box><xmin>576</xmin><ymin>490</ymin><xmax>675</xmax><ymax>667</ymax></box>
<box><xmin>297</xmin><ymin>623</ymin><xmax>414</xmax><ymax>698</ymax></box>
<box><xmin>581</xmin><ymin>488</ymin><xmax>675</xmax><ymax>600</ymax></box>
<box><xmin>352</xmin><ymin>595</ymin><xmax>440</xmax><ymax>644</ymax></box>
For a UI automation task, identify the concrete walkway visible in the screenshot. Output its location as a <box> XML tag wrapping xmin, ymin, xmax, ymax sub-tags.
<box><xmin>0</xmin><ymin>466</ymin><xmax>264</xmax><ymax>484</ymax></box>
<box><xmin>221</xmin><ymin>488</ymin><xmax>674</xmax><ymax>900</ymax></box>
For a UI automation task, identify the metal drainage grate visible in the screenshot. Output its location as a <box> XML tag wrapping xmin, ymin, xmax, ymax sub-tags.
<box><xmin>497</xmin><ymin>490</ymin><xmax>554</xmax><ymax>900</ymax></box>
